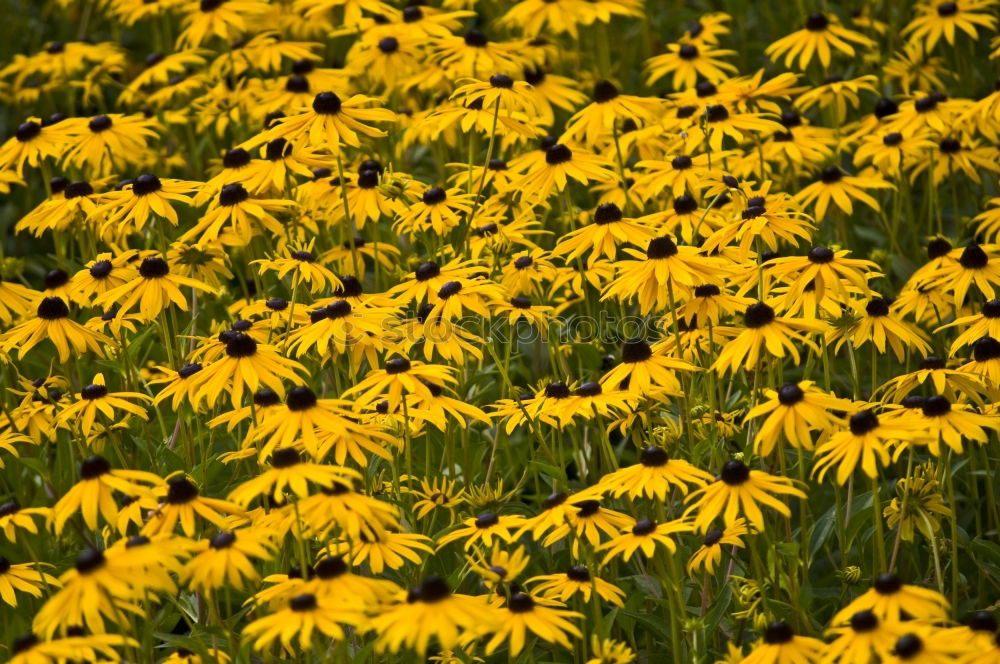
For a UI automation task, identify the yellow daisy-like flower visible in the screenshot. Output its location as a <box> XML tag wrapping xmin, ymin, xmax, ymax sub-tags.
<box><xmin>50</xmin><ymin>455</ymin><xmax>163</xmax><ymax>533</ymax></box>
<box><xmin>182</xmin><ymin>529</ymin><xmax>275</xmax><ymax>594</ymax></box>
<box><xmin>683</xmin><ymin>460</ymin><xmax>806</xmax><ymax>532</ymax></box>
<box><xmin>765</xmin><ymin>12</ymin><xmax>875</xmax><ymax>70</ymax></box>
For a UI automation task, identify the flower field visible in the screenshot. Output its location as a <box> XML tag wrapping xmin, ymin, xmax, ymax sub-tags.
<box><xmin>2</xmin><ymin>0</ymin><xmax>1000</xmax><ymax>662</ymax></box>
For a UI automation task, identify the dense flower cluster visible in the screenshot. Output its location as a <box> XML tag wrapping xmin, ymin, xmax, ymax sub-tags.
<box><xmin>1</xmin><ymin>0</ymin><xmax>1000</xmax><ymax>662</ymax></box>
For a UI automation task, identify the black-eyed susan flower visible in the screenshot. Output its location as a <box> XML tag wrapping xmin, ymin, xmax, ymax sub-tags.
<box><xmin>0</xmin><ymin>502</ymin><xmax>49</xmax><ymax>542</ymax></box>
<box><xmin>600</xmin><ymin>339</ymin><xmax>698</xmax><ymax>395</ymax></box>
<box><xmin>564</xmin><ymin>80</ymin><xmax>661</xmax><ymax>146</ymax></box>
<box><xmin>32</xmin><ymin>547</ymin><xmax>142</xmax><ymax>638</ymax></box>
<box><xmin>915</xmin><ymin>394</ymin><xmax>1000</xmax><ymax>455</ymax></box>
<box><xmin>511</xmin><ymin>142</ymin><xmax>615</xmax><ymax>204</ymax></box>
<box><xmin>437</xmin><ymin>512</ymin><xmax>526</xmax><ymax>550</ymax></box>
<box><xmin>821</xmin><ymin>609</ymin><xmax>902</xmax><ymax>664</ymax></box>
<box><xmin>765</xmin><ymin>12</ymin><xmax>875</xmax><ymax>70</ymax></box>
<box><xmin>0</xmin><ymin>557</ymin><xmax>58</xmax><ymax>607</ymax></box>
<box><xmin>62</xmin><ymin>113</ymin><xmax>157</xmax><ymax>176</ymax></box>
<box><xmin>243</xmin><ymin>592</ymin><xmax>364</xmax><ymax>651</ymax></box>
<box><xmin>255</xmin><ymin>91</ymin><xmax>395</xmax><ymax>153</ymax></box>
<box><xmin>176</xmin><ymin>0</ymin><xmax>270</xmax><ymax>48</ymax></box>
<box><xmin>833</xmin><ymin>573</ymin><xmax>949</xmax><ymax>623</ymax></box>
<box><xmin>598</xmin><ymin>517</ymin><xmax>691</xmax><ymax>563</ymax></box>
<box><xmin>182</xmin><ymin>529</ymin><xmax>275</xmax><ymax>594</ymax></box>
<box><xmin>0</xmin><ymin>297</ymin><xmax>111</xmax><ymax>362</ymax></box>
<box><xmin>5</xmin><ymin>632</ymin><xmax>138</xmax><ymax>664</ymax></box>
<box><xmin>98</xmin><ymin>174</ymin><xmax>198</xmax><ymax>235</ymax></box>
<box><xmin>228</xmin><ymin>447</ymin><xmax>359</xmax><ymax>506</ymax></box>
<box><xmin>903</xmin><ymin>0</ymin><xmax>998</xmax><ymax>51</ymax></box>
<box><xmin>795</xmin><ymin>166</ymin><xmax>893</xmax><ymax>220</ymax></box>
<box><xmin>745</xmin><ymin>381</ymin><xmax>855</xmax><ymax>455</ymax></box>
<box><xmin>365</xmin><ymin>575</ymin><xmax>498</xmax><ymax>654</ymax></box>
<box><xmin>527</xmin><ymin>565</ymin><xmax>626</xmax><ymax>607</ymax></box>
<box><xmin>602</xmin><ymin>235</ymin><xmax>731</xmax><ymax>314</ymax></box>
<box><xmin>182</xmin><ymin>183</ymin><xmax>293</xmax><ymax>246</ymax></box>
<box><xmin>687</xmin><ymin>519</ymin><xmax>749</xmax><ymax>575</ymax></box>
<box><xmin>741</xmin><ymin>621</ymin><xmax>825</xmax><ymax>664</ymax></box>
<box><xmin>883</xmin><ymin>627</ymin><xmax>971</xmax><ymax>664</ymax></box>
<box><xmin>713</xmin><ymin>301</ymin><xmax>825</xmax><ymax>374</ymax></box>
<box><xmin>142</xmin><ymin>475</ymin><xmax>244</xmax><ymax>536</ymax></box>
<box><xmin>597</xmin><ymin>445</ymin><xmax>712</xmax><ymax>499</ymax></box>
<box><xmin>684</xmin><ymin>460</ymin><xmax>806</xmax><ymax>532</ymax></box>
<box><xmin>191</xmin><ymin>333</ymin><xmax>305</xmax><ymax>407</ymax></box>
<box><xmin>57</xmin><ymin>373</ymin><xmax>150</xmax><ymax>437</ymax></box>
<box><xmin>344</xmin><ymin>355</ymin><xmax>455</xmax><ymax>407</ymax></box>
<box><xmin>813</xmin><ymin>409</ymin><xmax>930</xmax><ymax>484</ymax></box>
<box><xmin>404</xmin><ymin>476</ymin><xmax>467</xmax><ymax>520</ymax></box>
<box><xmin>485</xmin><ymin>592</ymin><xmax>582</xmax><ymax>655</ymax></box>
<box><xmin>51</xmin><ymin>455</ymin><xmax>162</xmax><ymax>533</ymax></box>
<box><xmin>99</xmin><ymin>255</ymin><xmax>214</xmax><ymax>322</ymax></box>
<box><xmin>646</xmin><ymin>42</ymin><xmax>738</xmax><ymax>90</ymax></box>
<box><xmin>395</xmin><ymin>186</ymin><xmax>475</xmax><ymax>236</ymax></box>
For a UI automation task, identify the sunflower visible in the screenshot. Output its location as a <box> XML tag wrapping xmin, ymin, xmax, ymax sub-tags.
<box><xmin>765</xmin><ymin>12</ymin><xmax>875</xmax><ymax>70</ymax></box>
<box><xmin>182</xmin><ymin>529</ymin><xmax>275</xmax><ymax>594</ymax></box>
<box><xmin>0</xmin><ymin>297</ymin><xmax>111</xmax><ymax>362</ymax></box>
<box><xmin>684</xmin><ymin>460</ymin><xmax>806</xmax><ymax>532</ymax></box>
<box><xmin>50</xmin><ymin>455</ymin><xmax>163</xmax><ymax>533</ymax></box>
<box><xmin>486</xmin><ymin>592</ymin><xmax>582</xmax><ymax>655</ymax></box>
<box><xmin>745</xmin><ymin>381</ymin><xmax>854</xmax><ymax>455</ymax></box>
<box><xmin>365</xmin><ymin>575</ymin><xmax>498</xmax><ymax>654</ymax></box>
